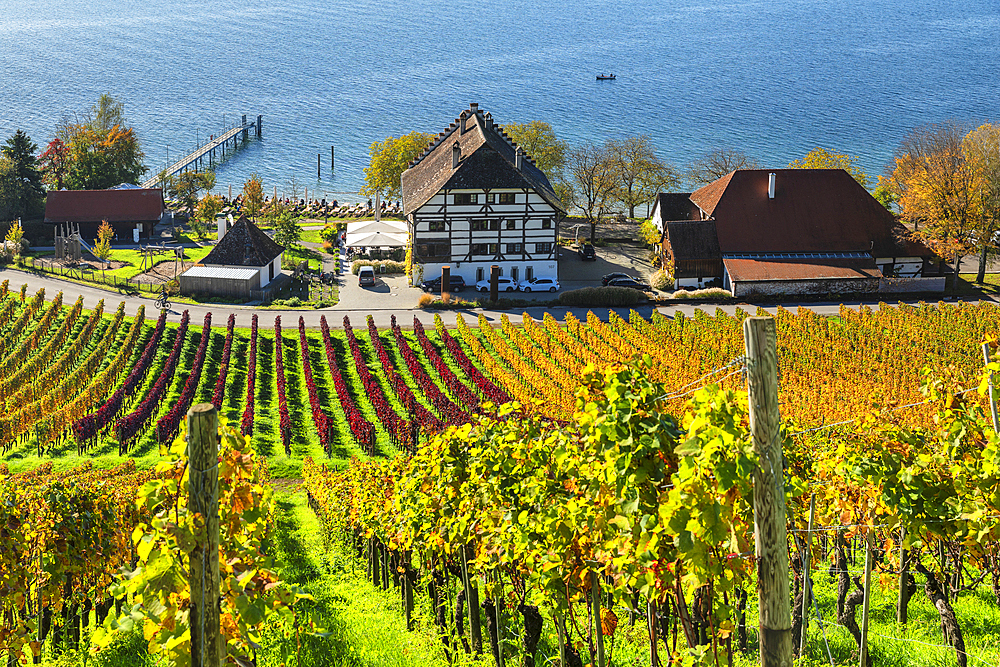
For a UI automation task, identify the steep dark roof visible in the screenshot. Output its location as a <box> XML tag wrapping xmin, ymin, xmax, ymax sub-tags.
<box><xmin>688</xmin><ymin>169</ymin><xmax>928</xmax><ymax>256</ymax></box>
<box><xmin>665</xmin><ymin>220</ymin><xmax>720</xmax><ymax>260</ymax></box>
<box><xmin>45</xmin><ymin>189</ymin><xmax>164</xmax><ymax>224</ymax></box>
<box><xmin>653</xmin><ymin>192</ymin><xmax>699</xmax><ymax>221</ymax></box>
<box><xmin>401</xmin><ymin>104</ymin><xmax>566</xmax><ymax>214</ymax></box>
<box><xmin>202</xmin><ymin>215</ymin><xmax>282</xmax><ymax>267</ymax></box>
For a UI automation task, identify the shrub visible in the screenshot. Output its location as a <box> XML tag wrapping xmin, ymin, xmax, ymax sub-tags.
<box><xmin>650</xmin><ymin>269</ymin><xmax>671</xmax><ymax>291</ymax></box>
<box><xmin>417</xmin><ymin>293</ymin><xmax>435</xmax><ymax>308</ymax></box>
<box><xmin>671</xmin><ymin>287</ymin><xmax>732</xmax><ymax>300</ymax></box>
<box><xmin>351</xmin><ymin>260</ymin><xmax>407</xmax><ymax>275</ymax></box>
<box><xmin>557</xmin><ymin>286</ymin><xmax>644</xmax><ymax>307</ymax></box>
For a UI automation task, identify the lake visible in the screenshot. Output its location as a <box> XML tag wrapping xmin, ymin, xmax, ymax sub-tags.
<box><xmin>1</xmin><ymin>0</ymin><xmax>998</xmax><ymax>201</ymax></box>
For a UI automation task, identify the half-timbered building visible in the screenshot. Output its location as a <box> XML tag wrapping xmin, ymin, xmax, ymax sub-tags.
<box><xmin>401</xmin><ymin>103</ymin><xmax>566</xmax><ymax>286</ymax></box>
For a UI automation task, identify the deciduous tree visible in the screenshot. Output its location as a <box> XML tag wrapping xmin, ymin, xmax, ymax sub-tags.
<box><xmin>53</xmin><ymin>95</ymin><xmax>147</xmax><ymax>190</ymax></box>
<box><xmin>93</xmin><ymin>219</ymin><xmax>113</xmax><ymax>277</ymax></box>
<box><xmin>503</xmin><ymin>120</ymin><xmax>568</xmax><ymax>179</ymax></box>
<box><xmin>963</xmin><ymin>123</ymin><xmax>1000</xmax><ymax>283</ymax></box>
<box><xmin>270</xmin><ymin>202</ymin><xmax>301</xmax><ymax>249</ymax></box>
<box><xmin>362</xmin><ymin>131</ymin><xmax>433</xmax><ymax>201</ymax></box>
<box><xmin>789</xmin><ymin>146</ymin><xmax>869</xmax><ymax>188</ymax></box>
<box><xmin>0</xmin><ymin>130</ymin><xmax>45</xmax><ymax>219</ymax></box>
<box><xmin>193</xmin><ymin>194</ymin><xmax>224</xmax><ymax>241</ymax></box>
<box><xmin>38</xmin><ymin>138</ymin><xmax>70</xmax><ymax>191</ymax></box>
<box><xmin>607</xmin><ymin>135</ymin><xmax>679</xmax><ymax>219</ymax></box>
<box><xmin>688</xmin><ymin>148</ymin><xmax>761</xmax><ymax>186</ymax></box>
<box><xmin>568</xmin><ymin>142</ymin><xmax>617</xmax><ymax>242</ymax></box>
<box><xmin>242</xmin><ymin>173</ymin><xmax>264</xmax><ymax>221</ymax></box>
<box><xmin>890</xmin><ymin>121</ymin><xmax>977</xmax><ymax>287</ymax></box>
<box><xmin>167</xmin><ymin>170</ymin><xmax>216</xmax><ymax>219</ymax></box>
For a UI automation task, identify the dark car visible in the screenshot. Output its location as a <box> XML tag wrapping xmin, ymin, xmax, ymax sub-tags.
<box><xmin>607</xmin><ymin>277</ymin><xmax>651</xmax><ymax>291</ymax></box>
<box><xmin>601</xmin><ymin>272</ymin><xmax>635</xmax><ymax>286</ymax></box>
<box><xmin>578</xmin><ymin>243</ymin><xmax>596</xmax><ymax>260</ymax></box>
<box><xmin>420</xmin><ymin>275</ymin><xmax>466</xmax><ymax>292</ymax></box>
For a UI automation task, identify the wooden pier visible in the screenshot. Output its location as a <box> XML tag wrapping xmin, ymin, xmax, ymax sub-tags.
<box><xmin>142</xmin><ymin>114</ymin><xmax>262</xmax><ymax>188</ymax></box>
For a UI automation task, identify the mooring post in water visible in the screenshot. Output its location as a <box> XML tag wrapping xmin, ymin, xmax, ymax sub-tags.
<box><xmin>331</xmin><ymin>145</ymin><xmax>335</xmax><ymax>172</ymax></box>
<box><xmin>317</xmin><ymin>153</ymin><xmax>321</xmax><ymax>178</ymax></box>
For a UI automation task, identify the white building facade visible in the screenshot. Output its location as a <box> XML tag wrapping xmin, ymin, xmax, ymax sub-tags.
<box><xmin>402</xmin><ymin>103</ymin><xmax>565</xmax><ymax>286</ymax></box>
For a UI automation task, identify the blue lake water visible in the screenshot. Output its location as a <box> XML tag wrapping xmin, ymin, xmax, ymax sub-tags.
<box><xmin>1</xmin><ymin>0</ymin><xmax>998</xmax><ymax>202</ymax></box>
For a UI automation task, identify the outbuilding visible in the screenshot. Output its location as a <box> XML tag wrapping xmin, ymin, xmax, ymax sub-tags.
<box><xmin>179</xmin><ymin>215</ymin><xmax>283</xmax><ymax>299</ymax></box>
<box><xmin>44</xmin><ymin>188</ymin><xmax>166</xmax><ymax>242</ymax></box>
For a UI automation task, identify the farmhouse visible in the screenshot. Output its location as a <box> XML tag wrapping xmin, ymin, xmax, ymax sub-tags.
<box><xmin>401</xmin><ymin>103</ymin><xmax>567</xmax><ymax>286</ymax></box>
<box><xmin>178</xmin><ymin>215</ymin><xmax>283</xmax><ymax>299</ymax></box>
<box><xmin>650</xmin><ymin>169</ymin><xmax>941</xmax><ymax>296</ymax></box>
<box><xmin>44</xmin><ymin>188</ymin><xmax>166</xmax><ymax>242</ymax></box>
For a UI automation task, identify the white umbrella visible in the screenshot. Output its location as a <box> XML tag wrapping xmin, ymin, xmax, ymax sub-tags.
<box><xmin>346</xmin><ymin>219</ymin><xmax>408</xmax><ymax>236</ymax></box>
<box><xmin>345</xmin><ymin>231</ymin><xmax>407</xmax><ymax>247</ymax></box>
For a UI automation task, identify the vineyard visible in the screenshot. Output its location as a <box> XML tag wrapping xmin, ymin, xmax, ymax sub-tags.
<box><xmin>3</xmin><ymin>278</ymin><xmax>1000</xmax><ymax>666</ymax></box>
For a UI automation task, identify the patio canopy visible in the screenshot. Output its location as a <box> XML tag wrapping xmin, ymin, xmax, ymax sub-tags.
<box><xmin>345</xmin><ymin>219</ymin><xmax>407</xmax><ymax>236</ymax></box>
<box><xmin>345</xmin><ymin>230</ymin><xmax>407</xmax><ymax>247</ymax></box>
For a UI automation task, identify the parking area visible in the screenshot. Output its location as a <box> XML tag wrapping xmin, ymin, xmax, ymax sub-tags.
<box><xmin>336</xmin><ymin>271</ymin><xmax>423</xmax><ymax>310</ymax></box>
<box><xmin>557</xmin><ymin>243</ymin><xmax>654</xmax><ymax>283</ymax></box>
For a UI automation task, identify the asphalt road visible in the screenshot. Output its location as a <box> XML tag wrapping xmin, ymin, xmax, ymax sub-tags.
<box><xmin>2</xmin><ymin>266</ymin><xmax>996</xmax><ymax>330</ymax></box>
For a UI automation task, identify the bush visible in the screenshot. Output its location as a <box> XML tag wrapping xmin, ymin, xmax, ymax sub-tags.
<box><xmin>650</xmin><ymin>269</ymin><xmax>671</xmax><ymax>291</ymax></box>
<box><xmin>417</xmin><ymin>293</ymin><xmax>435</xmax><ymax>308</ymax></box>
<box><xmin>671</xmin><ymin>287</ymin><xmax>732</xmax><ymax>300</ymax></box>
<box><xmin>557</xmin><ymin>287</ymin><xmax>644</xmax><ymax>307</ymax></box>
<box><xmin>351</xmin><ymin>260</ymin><xmax>406</xmax><ymax>275</ymax></box>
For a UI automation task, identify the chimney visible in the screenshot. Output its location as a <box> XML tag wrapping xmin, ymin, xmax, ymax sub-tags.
<box><xmin>452</xmin><ymin>141</ymin><xmax>461</xmax><ymax>169</ymax></box>
<box><xmin>460</xmin><ymin>110</ymin><xmax>468</xmax><ymax>135</ymax></box>
<box><xmin>768</xmin><ymin>172</ymin><xmax>776</xmax><ymax>199</ymax></box>
<box><xmin>470</xmin><ymin>102</ymin><xmax>479</xmax><ymax>114</ymax></box>
<box><xmin>515</xmin><ymin>146</ymin><xmax>523</xmax><ymax>170</ymax></box>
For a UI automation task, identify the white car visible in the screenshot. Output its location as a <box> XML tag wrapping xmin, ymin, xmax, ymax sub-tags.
<box><xmin>476</xmin><ymin>276</ymin><xmax>517</xmax><ymax>292</ymax></box>
<box><xmin>518</xmin><ymin>277</ymin><xmax>560</xmax><ymax>292</ymax></box>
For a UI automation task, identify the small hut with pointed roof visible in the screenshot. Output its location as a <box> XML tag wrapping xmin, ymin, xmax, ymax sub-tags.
<box><xmin>179</xmin><ymin>215</ymin><xmax>284</xmax><ymax>298</ymax></box>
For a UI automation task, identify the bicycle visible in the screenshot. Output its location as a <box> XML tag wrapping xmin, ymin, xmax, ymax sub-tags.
<box><xmin>154</xmin><ymin>291</ymin><xmax>171</xmax><ymax>311</ymax></box>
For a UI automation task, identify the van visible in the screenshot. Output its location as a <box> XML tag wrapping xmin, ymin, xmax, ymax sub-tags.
<box><xmin>358</xmin><ymin>265</ymin><xmax>376</xmax><ymax>287</ymax></box>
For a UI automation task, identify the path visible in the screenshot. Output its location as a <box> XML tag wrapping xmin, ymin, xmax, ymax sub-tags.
<box><xmin>2</xmin><ymin>266</ymin><xmax>996</xmax><ymax>331</ymax></box>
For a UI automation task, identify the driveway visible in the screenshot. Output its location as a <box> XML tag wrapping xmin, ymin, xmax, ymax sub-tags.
<box><xmin>557</xmin><ymin>243</ymin><xmax>653</xmax><ymax>283</ymax></box>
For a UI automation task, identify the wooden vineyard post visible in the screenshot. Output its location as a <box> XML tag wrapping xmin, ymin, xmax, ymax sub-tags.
<box><xmin>800</xmin><ymin>493</ymin><xmax>816</xmax><ymax>657</ymax></box>
<box><xmin>647</xmin><ymin>598</ymin><xmax>658</xmax><ymax>667</ymax></box>
<box><xmin>403</xmin><ymin>551</ymin><xmax>414</xmax><ymax>630</ymax></box>
<box><xmin>743</xmin><ymin>317</ymin><xmax>793</xmax><ymax>667</ymax></box>
<box><xmin>590</xmin><ymin>571</ymin><xmax>606</xmax><ymax>667</ymax></box>
<box><xmin>860</xmin><ymin>534</ymin><xmax>874</xmax><ymax>667</ymax></box>
<box><xmin>982</xmin><ymin>343</ymin><xmax>999</xmax><ymax>432</ymax></box>
<box><xmin>897</xmin><ymin>527</ymin><xmax>908</xmax><ymax>624</ymax></box>
<box><xmin>461</xmin><ymin>545</ymin><xmax>484</xmax><ymax>654</ymax></box>
<box><xmin>188</xmin><ymin>403</ymin><xmax>222</xmax><ymax>667</ymax></box>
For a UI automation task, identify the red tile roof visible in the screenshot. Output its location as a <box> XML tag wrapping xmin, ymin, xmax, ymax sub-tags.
<box><xmin>689</xmin><ymin>170</ymin><xmax>922</xmax><ymax>257</ymax></box>
<box><xmin>723</xmin><ymin>256</ymin><xmax>882</xmax><ymax>282</ymax></box>
<box><xmin>45</xmin><ymin>189</ymin><xmax>164</xmax><ymax>224</ymax></box>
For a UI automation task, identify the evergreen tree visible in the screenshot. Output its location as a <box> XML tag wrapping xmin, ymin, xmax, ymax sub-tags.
<box><xmin>0</xmin><ymin>130</ymin><xmax>45</xmax><ymax>218</ymax></box>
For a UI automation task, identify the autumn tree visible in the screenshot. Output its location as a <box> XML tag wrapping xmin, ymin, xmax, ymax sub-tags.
<box><xmin>242</xmin><ymin>173</ymin><xmax>264</xmax><ymax>221</ymax></box>
<box><xmin>271</xmin><ymin>202</ymin><xmax>301</xmax><ymax>249</ymax></box>
<box><xmin>504</xmin><ymin>121</ymin><xmax>568</xmax><ymax>179</ymax></box>
<box><xmin>362</xmin><ymin>131</ymin><xmax>433</xmax><ymax>201</ymax></box>
<box><xmin>568</xmin><ymin>142</ymin><xmax>617</xmax><ymax>242</ymax></box>
<box><xmin>93</xmin><ymin>219</ymin><xmax>113</xmax><ymax>277</ymax></box>
<box><xmin>789</xmin><ymin>146</ymin><xmax>869</xmax><ymax>188</ymax></box>
<box><xmin>167</xmin><ymin>170</ymin><xmax>216</xmax><ymax>219</ymax></box>
<box><xmin>4</xmin><ymin>218</ymin><xmax>24</xmax><ymax>260</ymax></box>
<box><xmin>688</xmin><ymin>148</ymin><xmax>761</xmax><ymax>186</ymax></box>
<box><xmin>606</xmin><ymin>135</ymin><xmax>679</xmax><ymax>219</ymax></box>
<box><xmin>38</xmin><ymin>138</ymin><xmax>70</xmax><ymax>191</ymax></box>
<box><xmin>963</xmin><ymin>123</ymin><xmax>1000</xmax><ymax>282</ymax></box>
<box><xmin>0</xmin><ymin>130</ymin><xmax>45</xmax><ymax>219</ymax></box>
<box><xmin>889</xmin><ymin>121</ymin><xmax>978</xmax><ymax>287</ymax></box>
<box><xmin>192</xmin><ymin>194</ymin><xmax>224</xmax><ymax>241</ymax></box>
<box><xmin>51</xmin><ymin>94</ymin><xmax>147</xmax><ymax>190</ymax></box>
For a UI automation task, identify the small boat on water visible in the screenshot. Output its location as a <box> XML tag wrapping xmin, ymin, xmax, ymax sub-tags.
<box><xmin>596</xmin><ymin>73</ymin><xmax>616</xmax><ymax>80</ymax></box>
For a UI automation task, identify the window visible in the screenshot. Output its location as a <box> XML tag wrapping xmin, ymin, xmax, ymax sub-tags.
<box><xmin>541</xmin><ymin>218</ymin><xmax>552</xmax><ymax>229</ymax></box>
<box><xmin>489</xmin><ymin>243</ymin><xmax>498</xmax><ymax>255</ymax></box>
<box><xmin>471</xmin><ymin>243</ymin><xmax>498</xmax><ymax>256</ymax></box>
<box><xmin>489</xmin><ymin>219</ymin><xmax>500</xmax><ymax>231</ymax></box>
<box><xmin>535</xmin><ymin>242</ymin><xmax>553</xmax><ymax>254</ymax></box>
<box><xmin>506</xmin><ymin>220</ymin><xmax>516</xmax><ymax>230</ymax></box>
<box><xmin>511</xmin><ymin>267</ymin><xmax>518</xmax><ymax>281</ymax></box>
<box><xmin>498</xmin><ymin>192</ymin><xmax>516</xmax><ymax>205</ymax></box>
<box><xmin>486</xmin><ymin>193</ymin><xmax>496</xmax><ymax>204</ymax></box>
<box><xmin>428</xmin><ymin>220</ymin><xmax>445</xmax><ymax>232</ymax></box>
<box><xmin>506</xmin><ymin>243</ymin><xmax>522</xmax><ymax>254</ymax></box>
<box><xmin>418</xmin><ymin>242</ymin><xmax>451</xmax><ymax>258</ymax></box>
<box><xmin>476</xmin><ymin>267</ymin><xmax>484</xmax><ymax>282</ymax></box>
<box><xmin>526</xmin><ymin>266</ymin><xmax>534</xmax><ymax>281</ymax></box>
<box><xmin>470</xmin><ymin>219</ymin><xmax>488</xmax><ymax>232</ymax></box>
<box><xmin>454</xmin><ymin>193</ymin><xmax>478</xmax><ymax>205</ymax></box>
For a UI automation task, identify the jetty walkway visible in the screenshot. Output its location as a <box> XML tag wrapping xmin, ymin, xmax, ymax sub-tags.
<box><xmin>141</xmin><ymin>114</ymin><xmax>262</xmax><ymax>188</ymax></box>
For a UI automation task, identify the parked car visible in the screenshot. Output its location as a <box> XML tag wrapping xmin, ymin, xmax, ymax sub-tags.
<box><xmin>518</xmin><ymin>276</ymin><xmax>560</xmax><ymax>292</ymax></box>
<box><xmin>601</xmin><ymin>272</ymin><xmax>636</xmax><ymax>286</ymax></box>
<box><xmin>358</xmin><ymin>265</ymin><xmax>376</xmax><ymax>286</ymax></box>
<box><xmin>607</xmin><ymin>277</ymin><xmax>651</xmax><ymax>291</ymax></box>
<box><xmin>578</xmin><ymin>244</ymin><xmax>596</xmax><ymax>260</ymax></box>
<box><xmin>420</xmin><ymin>275</ymin><xmax>466</xmax><ymax>292</ymax></box>
<box><xmin>476</xmin><ymin>276</ymin><xmax>517</xmax><ymax>292</ymax></box>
